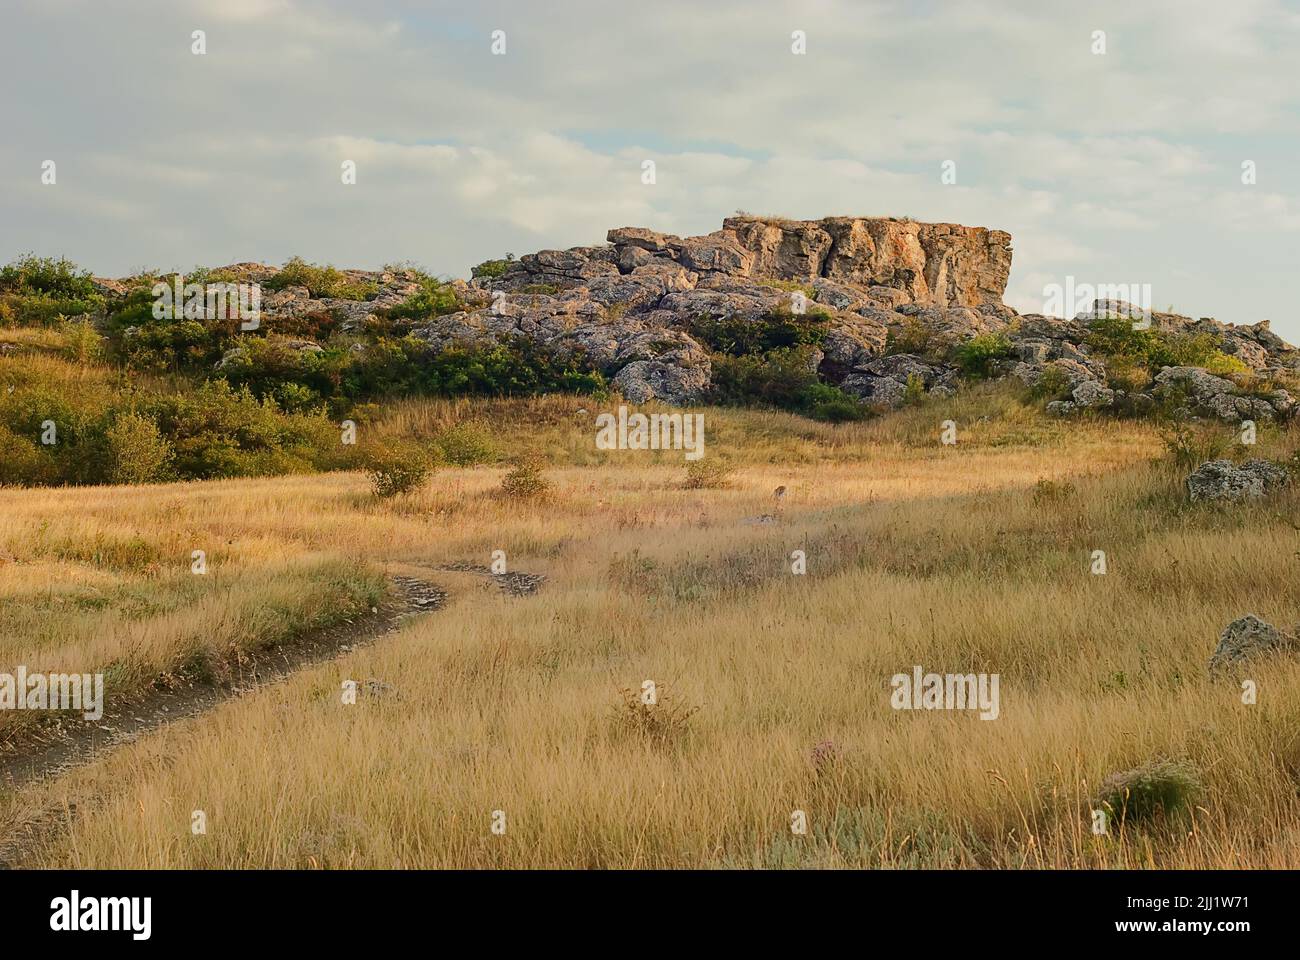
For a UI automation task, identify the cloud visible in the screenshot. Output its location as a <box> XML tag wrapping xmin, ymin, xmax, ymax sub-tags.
<box><xmin>0</xmin><ymin>0</ymin><xmax>1296</xmax><ymax>336</ymax></box>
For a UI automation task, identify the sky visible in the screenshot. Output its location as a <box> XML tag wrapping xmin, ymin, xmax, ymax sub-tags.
<box><xmin>1</xmin><ymin>0</ymin><xmax>1297</xmax><ymax>336</ymax></box>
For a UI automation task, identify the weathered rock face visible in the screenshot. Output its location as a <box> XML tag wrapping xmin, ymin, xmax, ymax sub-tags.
<box><xmin>1209</xmin><ymin>614</ymin><xmax>1296</xmax><ymax>674</ymax></box>
<box><xmin>87</xmin><ymin>214</ymin><xmax>1299</xmax><ymax>411</ymax></box>
<box><xmin>1186</xmin><ymin>459</ymin><xmax>1290</xmax><ymax>502</ymax></box>
<box><xmin>496</xmin><ymin>216</ymin><xmax>1012</xmax><ymax>309</ymax></box>
<box><xmin>443</xmin><ymin>215</ymin><xmax>1014</xmax><ymax>403</ymax></box>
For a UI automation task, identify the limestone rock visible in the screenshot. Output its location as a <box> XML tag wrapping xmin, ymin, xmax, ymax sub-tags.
<box><xmin>1208</xmin><ymin>615</ymin><xmax>1296</xmax><ymax>674</ymax></box>
<box><xmin>1186</xmin><ymin>459</ymin><xmax>1289</xmax><ymax>502</ymax></box>
<box><xmin>612</xmin><ymin>359</ymin><xmax>710</xmax><ymax>404</ymax></box>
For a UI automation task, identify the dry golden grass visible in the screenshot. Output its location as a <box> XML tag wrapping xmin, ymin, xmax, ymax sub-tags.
<box><xmin>3</xmin><ymin>392</ymin><xmax>1299</xmax><ymax>868</ymax></box>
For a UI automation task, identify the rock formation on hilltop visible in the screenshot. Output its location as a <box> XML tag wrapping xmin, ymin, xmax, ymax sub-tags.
<box><xmin>422</xmin><ymin>215</ymin><xmax>1023</xmax><ymax>405</ymax></box>
<box><xmin>97</xmin><ymin>214</ymin><xmax>1300</xmax><ymax>418</ymax></box>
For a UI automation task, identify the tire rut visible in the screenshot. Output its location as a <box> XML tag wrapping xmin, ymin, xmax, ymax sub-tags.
<box><xmin>0</xmin><ymin>575</ymin><xmax>449</xmax><ymax>866</ymax></box>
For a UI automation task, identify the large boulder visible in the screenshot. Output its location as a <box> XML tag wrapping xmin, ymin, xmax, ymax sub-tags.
<box><xmin>840</xmin><ymin>353</ymin><xmax>957</xmax><ymax>406</ymax></box>
<box><xmin>1186</xmin><ymin>459</ymin><xmax>1289</xmax><ymax>502</ymax></box>
<box><xmin>612</xmin><ymin>359</ymin><xmax>710</xmax><ymax>404</ymax></box>
<box><xmin>1208</xmin><ymin>615</ymin><xmax>1296</xmax><ymax>674</ymax></box>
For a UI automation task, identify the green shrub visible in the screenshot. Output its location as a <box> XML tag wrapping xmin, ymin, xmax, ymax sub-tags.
<box><xmin>1027</xmin><ymin>364</ymin><xmax>1073</xmax><ymax>401</ymax></box>
<box><xmin>1159</xmin><ymin>421</ymin><xmax>1231</xmax><ymax>470</ymax></box>
<box><xmin>61</xmin><ymin>318</ymin><xmax>104</xmax><ymax>363</ymax></box>
<box><xmin>801</xmin><ymin>382</ymin><xmax>868</xmax><ymax>422</ymax></box>
<box><xmin>1096</xmin><ymin>758</ymin><xmax>1202</xmax><ymax>827</ymax></box>
<box><xmin>0</xmin><ymin>254</ymin><xmax>98</xmax><ymax>300</ymax></box>
<box><xmin>689</xmin><ymin>307</ymin><xmax>828</xmax><ymax>357</ymax></box>
<box><xmin>470</xmin><ymin>257</ymin><xmax>512</xmax><ymax>279</ymax></box>
<box><xmin>1085</xmin><ymin>313</ymin><xmax>1160</xmax><ymax>363</ymax></box>
<box><xmin>364</xmin><ymin>441</ymin><xmax>432</xmax><ymax>498</ymax></box>
<box><xmin>1203</xmin><ymin>353</ymin><xmax>1250</xmax><ymax>377</ymax></box>
<box><xmin>1087</xmin><ymin>316</ymin><xmax>1246</xmax><ymax>379</ymax></box>
<box><xmin>500</xmin><ymin>454</ymin><xmax>549</xmax><ymax>499</ymax></box>
<box><xmin>1</xmin><ymin>293</ymin><xmax>100</xmax><ymax>327</ymax></box>
<box><xmin>902</xmin><ymin>372</ymin><xmax>926</xmax><ymax>406</ymax></box>
<box><xmin>436</xmin><ymin>421</ymin><xmax>498</xmax><ymax>466</ymax></box>
<box><xmin>117</xmin><ymin>317</ymin><xmax>226</xmax><ymax>372</ymax></box>
<box><xmin>885</xmin><ymin>316</ymin><xmax>933</xmax><ymax>356</ymax></box>
<box><xmin>215</xmin><ymin>337</ymin><xmax>334</xmax><ymax>411</ymax></box>
<box><xmin>398</xmin><ymin>337</ymin><xmax>604</xmax><ymax>398</ymax></box>
<box><xmin>145</xmin><ymin>380</ymin><xmax>341</xmax><ymax>480</ymax></box>
<box><xmin>952</xmin><ymin>332</ymin><xmax>1013</xmax><ymax>380</ymax></box>
<box><xmin>0</xmin><ymin>424</ymin><xmax>58</xmax><ymax>485</ymax></box>
<box><xmin>682</xmin><ymin>458</ymin><xmax>733</xmax><ymax>489</ymax></box>
<box><xmin>105</xmin><ymin>412</ymin><xmax>172</xmax><ymax>483</ymax></box>
<box><xmin>709</xmin><ymin>346</ymin><xmax>820</xmax><ymax>408</ymax></box>
<box><xmin>385</xmin><ymin>277</ymin><xmax>461</xmax><ymax>322</ymax></box>
<box><xmin>265</xmin><ymin>257</ymin><xmax>376</xmax><ymax>300</ymax></box>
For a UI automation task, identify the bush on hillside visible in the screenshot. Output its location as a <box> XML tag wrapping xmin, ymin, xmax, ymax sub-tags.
<box><xmin>264</xmin><ymin>257</ymin><xmax>377</xmax><ymax>301</ymax></box>
<box><xmin>688</xmin><ymin>306</ymin><xmax>828</xmax><ymax>356</ymax></box>
<box><xmin>105</xmin><ymin>412</ymin><xmax>173</xmax><ymax>484</ymax></box>
<box><xmin>952</xmin><ymin>332</ymin><xmax>1013</xmax><ymax>380</ymax></box>
<box><xmin>0</xmin><ymin>255</ymin><xmax>98</xmax><ymax>300</ymax></box>
<box><xmin>364</xmin><ymin>441</ymin><xmax>433</xmax><ymax>498</ymax></box>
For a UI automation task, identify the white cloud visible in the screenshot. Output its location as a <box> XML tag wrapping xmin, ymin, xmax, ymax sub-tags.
<box><xmin>0</xmin><ymin>0</ymin><xmax>1296</xmax><ymax>337</ymax></box>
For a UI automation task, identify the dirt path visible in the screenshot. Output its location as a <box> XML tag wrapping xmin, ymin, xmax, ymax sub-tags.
<box><xmin>0</xmin><ymin>575</ymin><xmax>449</xmax><ymax>797</ymax></box>
<box><xmin>0</xmin><ymin>564</ymin><xmax>549</xmax><ymax>867</ymax></box>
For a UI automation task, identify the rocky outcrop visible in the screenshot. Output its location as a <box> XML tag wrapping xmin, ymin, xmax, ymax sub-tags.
<box><xmin>1154</xmin><ymin>366</ymin><xmax>1291</xmax><ymax>423</ymax></box>
<box><xmin>840</xmin><ymin>354</ymin><xmax>957</xmax><ymax>405</ymax></box>
<box><xmin>495</xmin><ymin>216</ymin><xmax>1012</xmax><ymax>309</ymax></box>
<box><xmin>1209</xmin><ymin>614</ymin><xmax>1297</xmax><ymax>674</ymax></box>
<box><xmin>1186</xmin><ymin>459</ymin><xmax>1289</xmax><ymax>502</ymax></box>
<box><xmin>83</xmin><ymin>215</ymin><xmax>1300</xmax><ymax>412</ymax></box>
<box><xmin>443</xmin><ymin>216</ymin><xmax>1014</xmax><ymax>404</ymax></box>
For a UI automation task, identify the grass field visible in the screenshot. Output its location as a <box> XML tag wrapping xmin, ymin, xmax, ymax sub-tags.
<box><xmin>3</xmin><ymin>388</ymin><xmax>1300</xmax><ymax>868</ymax></box>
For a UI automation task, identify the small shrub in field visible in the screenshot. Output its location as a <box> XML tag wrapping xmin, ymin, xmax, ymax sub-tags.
<box><xmin>0</xmin><ymin>425</ymin><xmax>58</xmax><ymax>485</ymax></box>
<box><xmin>902</xmin><ymin>372</ymin><xmax>926</xmax><ymax>406</ymax></box>
<box><xmin>364</xmin><ymin>442</ymin><xmax>432</xmax><ymax>498</ymax></box>
<box><xmin>1159</xmin><ymin>421</ymin><xmax>1231</xmax><ymax>470</ymax></box>
<box><xmin>1032</xmin><ymin>477</ymin><xmax>1075</xmax><ymax>503</ymax></box>
<box><xmin>1096</xmin><ymin>759</ymin><xmax>1202</xmax><ymax>827</ymax></box>
<box><xmin>609</xmin><ymin>685</ymin><xmax>698</xmax><ymax>746</ymax></box>
<box><xmin>61</xmin><ymin>318</ymin><xmax>104</xmax><ymax>363</ymax></box>
<box><xmin>500</xmin><ymin>455</ymin><xmax>549</xmax><ymax>499</ymax></box>
<box><xmin>802</xmin><ymin>382</ymin><xmax>868</xmax><ymax>422</ymax></box>
<box><xmin>106</xmin><ymin>413</ymin><xmax>172</xmax><ymax>484</ymax></box>
<box><xmin>436</xmin><ymin>420</ymin><xmax>497</xmax><ymax>466</ymax></box>
<box><xmin>682</xmin><ymin>458</ymin><xmax>733</xmax><ymax>489</ymax></box>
